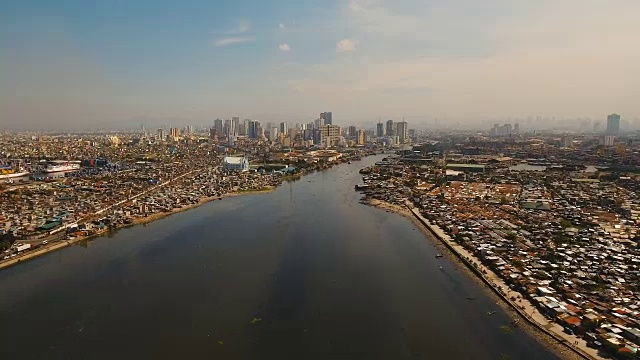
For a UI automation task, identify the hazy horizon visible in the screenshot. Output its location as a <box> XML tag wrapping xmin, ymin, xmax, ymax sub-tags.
<box><xmin>2</xmin><ymin>0</ymin><xmax>639</xmax><ymax>130</ymax></box>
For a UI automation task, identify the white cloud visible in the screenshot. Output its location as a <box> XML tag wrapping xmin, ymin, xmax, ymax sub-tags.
<box><xmin>224</xmin><ymin>20</ymin><xmax>251</xmax><ymax>34</ymax></box>
<box><xmin>336</xmin><ymin>39</ymin><xmax>357</xmax><ymax>52</ymax></box>
<box><xmin>279</xmin><ymin>43</ymin><xmax>291</xmax><ymax>51</ymax></box>
<box><xmin>213</xmin><ymin>36</ymin><xmax>256</xmax><ymax>47</ymax></box>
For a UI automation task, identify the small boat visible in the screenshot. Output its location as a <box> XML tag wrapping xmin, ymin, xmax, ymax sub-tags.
<box><xmin>466</xmin><ymin>297</ymin><xmax>476</xmax><ymax>301</ymax></box>
<box><xmin>347</xmin><ymin>161</ymin><xmax>352</xmax><ymax>164</ymax></box>
<box><xmin>487</xmin><ymin>311</ymin><xmax>497</xmax><ymax>316</ymax></box>
<box><xmin>438</xmin><ymin>266</ymin><xmax>443</xmax><ymax>270</ymax></box>
<box><xmin>435</xmin><ymin>253</ymin><xmax>443</xmax><ymax>258</ymax></box>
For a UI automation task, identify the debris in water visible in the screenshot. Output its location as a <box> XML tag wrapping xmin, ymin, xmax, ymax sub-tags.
<box><xmin>250</xmin><ymin>317</ymin><xmax>263</xmax><ymax>324</ymax></box>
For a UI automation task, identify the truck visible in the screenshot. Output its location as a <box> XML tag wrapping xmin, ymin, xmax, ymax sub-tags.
<box><xmin>16</xmin><ymin>244</ymin><xmax>31</xmax><ymax>252</ymax></box>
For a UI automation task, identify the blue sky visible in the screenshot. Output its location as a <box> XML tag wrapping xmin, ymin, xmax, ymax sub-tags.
<box><xmin>1</xmin><ymin>0</ymin><xmax>639</xmax><ymax>129</ymax></box>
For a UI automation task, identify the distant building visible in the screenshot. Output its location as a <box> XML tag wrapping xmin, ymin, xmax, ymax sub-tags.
<box><xmin>209</xmin><ymin>128</ymin><xmax>218</xmax><ymax>141</ymax></box>
<box><xmin>319</xmin><ymin>124</ymin><xmax>341</xmax><ymax>148</ymax></box>
<box><xmin>320</xmin><ymin>112</ymin><xmax>333</xmax><ymax>125</ymax></box>
<box><xmin>269</xmin><ymin>127</ymin><xmax>279</xmax><ymax>142</ymax></box>
<box><xmin>231</xmin><ymin>117</ymin><xmax>240</xmax><ymax>136</ymax></box>
<box><xmin>607</xmin><ymin>114</ymin><xmax>620</xmax><ymax>134</ymax></box>
<box><xmin>356</xmin><ymin>129</ymin><xmax>365</xmax><ymax>145</ymax></box>
<box><xmin>348</xmin><ymin>125</ymin><xmax>357</xmax><ymax>138</ymax></box>
<box><xmin>170</xmin><ymin>127</ymin><xmax>180</xmax><ymax>139</ymax></box>
<box><xmin>223</xmin><ymin>156</ymin><xmax>249</xmax><ymax>172</ymax></box>
<box><xmin>214</xmin><ymin>118</ymin><xmax>223</xmax><ymax>134</ymax></box>
<box><xmin>385</xmin><ymin>120</ymin><xmax>394</xmax><ymax>136</ymax></box>
<box><xmin>396</xmin><ymin>121</ymin><xmax>408</xmax><ymax>143</ymax></box>
<box><xmin>561</xmin><ymin>135</ymin><xmax>574</xmax><ymax>148</ymax></box>
<box><xmin>490</xmin><ymin>124</ymin><xmax>513</xmax><ymax>137</ymax></box>
<box><xmin>157</xmin><ymin>128</ymin><xmax>165</xmax><ymax>141</ymax></box>
<box><xmin>279</xmin><ymin>122</ymin><xmax>288</xmax><ymax>135</ymax></box>
<box><xmin>248</xmin><ymin>120</ymin><xmax>260</xmax><ymax>139</ymax></box>
<box><xmin>376</xmin><ymin>122</ymin><xmax>384</xmax><ymax>137</ymax></box>
<box><xmin>600</xmin><ymin>135</ymin><xmax>615</xmax><ymax>147</ymax></box>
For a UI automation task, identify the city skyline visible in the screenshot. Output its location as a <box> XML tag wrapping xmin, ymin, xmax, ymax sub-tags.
<box><xmin>2</xmin><ymin>0</ymin><xmax>640</xmax><ymax>130</ymax></box>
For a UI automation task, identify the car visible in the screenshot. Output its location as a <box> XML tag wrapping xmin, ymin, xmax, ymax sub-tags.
<box><xmin>42</xmin><ymin>240</ymin><xmax>48</xmax><ymax>244</ymax></box>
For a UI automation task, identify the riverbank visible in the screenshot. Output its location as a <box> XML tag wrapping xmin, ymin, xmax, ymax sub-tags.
<box><xmin>362</xmin><ymin>197</ymin><xmax>592</xmax><ymax>360</ymax></box>
<box><xmin>0</xmin><ymin>187</ymin><xmax>275</xmax><ymax>271</ymax></box>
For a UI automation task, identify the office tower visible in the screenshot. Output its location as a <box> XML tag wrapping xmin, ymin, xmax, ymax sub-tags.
<box><xmin>315</xmin><ymin>118</ymin><xmax>324</xmax><ymax>129</ymax></box>
<box><xmin>607</xmin><ymin>114</ymin><xmax>620</xmax><ymax>134</ymax></box>
<box><xmin>319</xmin><ymin>124</ymin><xmax>340</xmax><ymax>147</ymax></box>
<box><xmin>157</xmin><ymin>128</ymin><xmax>165</xmax><ymax>140</ymax></box>
<box><xmin>513</xmin><ymin>123</ymin><xmax>520</xmax><ymax>134</ymax></box>
<box><xmin>214</xmin><ymin>118</ymin><xmax>223</xmax><ymax>134</ymax></box>
<box><xmin>231</xmin><ymin>117</ymin><xmax>240</xmax><ymax>136</ymax></box>
<box><xmin>385</xmin><ymin>120</ymin><xmax>394</xmax><ymax>136</ymax></box>
<box><xmin>270</xmin><ymin>127</ymin><xmax>279</xmax><ymax>141</ymax></box>
<box><xmin>376</xmin><ymin>122</ymin><xmax>384</xmax><ymax>137</ymax></box>
<box><xmin>348</xmin><ymin>126</ymin><xmax>357</xmax><ymax>138</ymax></box>
<box><xmin>396</xmin><ymin>121</ymin><xmax>408</xmax><ymax>143</ymax></box>
<box><xmin>356</xmin><ymin>129</ymin><xmax>365</xmax><ymax>145</ymax></box>
<box><xmin>209</xmin><ymin>128</ymin><xmax>218</xmax><ymax>141</ymax></box>
<box><xmin>562</xmin><ymin>135</ymin><xmax>574</xmax><ymax>148</ymax></box>
<box><xmin>170</xmin><ymin>127</ymin><xmax>180</xmax><ymax>138</ymax></box>
<box><xmin>248</xmin><ymin>120</ymin><xmax>260</xmax><ymax>139</ymax></box>
<box><xmin>320</xmin><ymin>112</ymin><xmax>333</xmax><ymax>125</ymax></box>
<box><xmin>279</xmin><ymin>122</ymin><xmax>288</xmax><ymax>135</ymax></box>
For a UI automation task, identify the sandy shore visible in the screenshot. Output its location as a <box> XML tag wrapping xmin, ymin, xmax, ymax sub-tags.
<box><xmin>0</xmin><ymin>187</ymin><xmax>275</xmax><ymax>271</ymax></box>
<box><xmin>363</xmin><ymin>197</ymin><xmax>594</xmax><ymax>360</ymax></box>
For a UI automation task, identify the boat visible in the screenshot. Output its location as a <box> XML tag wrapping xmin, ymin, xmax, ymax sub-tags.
<box><xmin>43</xmin><ymin>161</ymin><xmax>81</xmax><ymax>173</ymax></box>
<box><xmin>487</xmin><ymin>311</ymin><xmax>497</xmax><ymax>316</ymax></box>
<box><xmin>347</xmin><ymin>161</ymin><xmax>352</xmax><ymax>164</ymax></box>
<box><xmin>438</xmin><ymin>266</ymin><xmax>443</xmax><ymax>270</ymax></box>
<box><xmin>435</xmin><ymin>253</ymin><xmax>443</xmax><ymax>258</ymax></box>
<box><xmin>354</xmin><ymin>184</ymin><xmax>371</xmax><ymax>191</ymax></box>
<box><xmin>0</xmin><ymin>165</ymin><xmax>30</xmax><ymax>179</ymax></box>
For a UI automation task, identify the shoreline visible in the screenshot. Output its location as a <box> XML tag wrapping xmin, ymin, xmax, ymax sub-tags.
<box><xmin>363</xmin><ymin>197</ymin><xmax>593</xmax><ymax>360</ymax></box>
<box><xmin>0</xmin><ymin>187</ymin><xmax>275</xmax><ymax>271</ymax></box>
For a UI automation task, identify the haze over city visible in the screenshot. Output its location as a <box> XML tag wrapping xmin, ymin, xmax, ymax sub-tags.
<box><xmin>2</xmin><ymin>0</ymin><xmax>640</xmax><ymax>130</ymax></box>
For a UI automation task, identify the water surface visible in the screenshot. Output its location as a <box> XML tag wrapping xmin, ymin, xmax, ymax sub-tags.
<box><xmin>0</xmin><ymin>156</ymin><xmax>559</xmax><ymax>359</ymax></box>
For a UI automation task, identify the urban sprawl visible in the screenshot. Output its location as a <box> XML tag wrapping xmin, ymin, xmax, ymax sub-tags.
<box><xmin>2</xmin><ymin>112</ymin><xmax>639</xmax><ymax>360</ymax></box>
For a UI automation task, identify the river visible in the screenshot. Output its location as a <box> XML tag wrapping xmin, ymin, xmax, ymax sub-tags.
<box><xmin>0</xmin><ymin>156</ymin><xmax>559</xmax><ymax>359</ymax></box>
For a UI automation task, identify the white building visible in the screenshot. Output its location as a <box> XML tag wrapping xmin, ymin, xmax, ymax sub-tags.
<box><xmin>223</xmin><ymin>156</ymin><xmax>249</xmax><ymax>172</ymax></box>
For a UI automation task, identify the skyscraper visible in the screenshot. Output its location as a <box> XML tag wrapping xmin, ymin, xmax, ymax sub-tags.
<box><xmin>385</xmin><ymin>120</ymin><xmax>394</xmax><ymax>136</ymax></box>
<box><xmin>356</xmin><ymin>129</ymin><xmax>365</xmax><ymax>145</ymax></box>
<box><xmin>279</xmin><ymin>122</ymin><xmax>288</xmax><ymax>135</ymax></box>
<box><xmin>607</xmin><ymin>114</ymin><xmax>620</xmax><ymax>134</ymax></box>
<box><xmin>214</xmin><ymin>118</ymin><xmax>223</xmax><ymax>134</ymax></box>
<box><xmin>231</xmin><ymin>117</ymin><xmax>240</xmax><ymax>136</ymax></box>
<box><xmin>348</xmin><ymin>125</ymin><xmax>357</xmax><ymax>137</ymax></box>
<box><xmin>320</xmin><ymin>112</ymin><xmax>333</xmax><ymax>125</ymax></box>
<box><xmin>396</xmin><ymin>121</ymin><xmax>408</xmax><ymax>143</ymax></box>
<box><xmin>376</xmin><ymin>122</ymin><xmax>384</xmax><ymax>137</ymax></box>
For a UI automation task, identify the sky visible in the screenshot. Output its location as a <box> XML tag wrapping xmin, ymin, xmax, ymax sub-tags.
<box><xmin>1</xmin><ymin>0</ymin><xmax>639</xmax><ymax>130</ymax></box>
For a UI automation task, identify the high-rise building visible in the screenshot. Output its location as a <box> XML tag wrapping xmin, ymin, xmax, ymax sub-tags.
<box><xmin>157</xmin><ymin>128</ymin><xmax>165</xmax><ymax>141</ymax></box>
<box><xmin>561</xmin><ymin>135</ymin><xmax>574</xmax><ymax>148</ymax></box>
<box><xmin>385</xmin><ymin>120</ymin><xmax>394</xmax><ymax>136</ymax></box>
<box><xmin>270</xmin><ymin>127</ymin><xmax>279</xmax><ymax>141</ymax></box>
<box><xmin>356</xmin><ymin>129</ymin><xmax>365</xmax><ymax>145</ymax></box>
<box><xmin>248</xmin><ymin>120</ymin><xmax>260</xmax><ymax>139</ymax></box>
<box><xmin>319</xmin><ymin>124</ymin><xmax>340</xmax><ymax>147</ymax></box>
<box><xmin>376</xmin><ymin>122</ymin><xmax>384</xmax><ymax>137</ymax></box>
<box><xmin>348</xmin><ymin>125</ymin><xmax>357</xmax><ymax>138</ymax></box>
<box><xmin>513</xmin><ymin>123</ymin><xmax>520</xmax><ymax>134</ymax></box>
<box><xmin>214</xmin><ymin>118</ymin><xmax>223</xmax><ymax>134</ymax></box>
<box><xmin>279</xmin><ymin>122</ymin><xmax>288</xmax><ymax>135</ymax></box>
<box><xmin>170</xmin><ymin>127</ymin><xmax>180</xmax><ymax>139</ymax></box>
<box><xmin>607</xmin><ymin>114</ymin><xmax>620</xmax><ymax>134</ymax></box>
<box><xmin>232</xmin><ymin>117</ymin><xmax>240</xmax><ymax>135</ymax></box>
<box><xmin>209</xmin><ymin>128</ymin><xmax>218</xmax><ymax>141</ymax></box>
<box><xmin>320</xmin><ymin>112</ymin><xmax>333</xmax><ymax>125</ymax></box>
<box><xmin>396</xmin><ymin>121</ymin><xmax>408</xmax><ymax>143</ymax></box>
